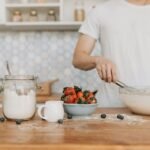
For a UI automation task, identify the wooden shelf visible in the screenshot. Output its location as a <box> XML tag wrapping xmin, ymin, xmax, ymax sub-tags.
<box><xmin>5</xmin><ymin>21</ymin><xmax>82</xmax><ymax>31</ymax></box>
<box><xmin>0</xmin><ymin>0</ymin><xmax>86</xmax><ymax>31</ymax></box>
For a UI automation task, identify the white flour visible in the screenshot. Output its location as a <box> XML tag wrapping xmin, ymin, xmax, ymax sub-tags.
<box><xmin>3</xmin><ymin>89</ymin><xmax>36</xmax><ymax>120</ymax></box>
<box><xmin>14</xmin><ymin>113</ymin><xmax>148</xmax><ymax>132</ymax></box>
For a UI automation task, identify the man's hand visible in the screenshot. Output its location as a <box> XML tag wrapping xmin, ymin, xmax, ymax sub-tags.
<box><xmin>73</xmin><ymin>34</ymin><xmax>118</xmax><ymax>83</ymax></box>
<box><xmin>95</xmin><ymin>56</ymin><xmax>117</xmax><ymax>83</ymax></box>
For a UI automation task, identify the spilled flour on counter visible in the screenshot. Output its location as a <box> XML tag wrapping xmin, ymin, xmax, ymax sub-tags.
<box><xmin>16</xmin><ymin>121</ymin><xmax>61</xmax><ymax>131</ymax></box>
<box><xmin>69</xmin><ymin>114</ymin><xmax>148</xmax><ymax>125</ymax></box>
<box><xmin>13</xmin><ymin>114</ymin><xmax>148</xmax><ymax>132</ymax></box>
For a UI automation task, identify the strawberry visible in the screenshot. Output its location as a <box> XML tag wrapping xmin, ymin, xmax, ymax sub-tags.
<box><xmin>76</xmin><ymin>96</ymin><xmax>86</xmax><ymax>104</ymax></box>
<box><xmin>91</xmin><ymin>99</ymin><xmax>97</xmax><ymax>104</ymax></box>
<box><xmin>63</xmin><ymin>87</ymin><xmax>76</xmax><ymax>96</ymax></box>
<box><xmin>65</xmin><ymin>95</ymin><xmax>75</xmax><ymax>104</ymax></box>
<box><xmin>77</xmin><ymin>91</ymin><xmax>83</xmax><ymax>98</ymax></box>
<box><xmin>62</xmin><ymin>86</ymin><xmax>98</xmax><ymax>104</ymax></box>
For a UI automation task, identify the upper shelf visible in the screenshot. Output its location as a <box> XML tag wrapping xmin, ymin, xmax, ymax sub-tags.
<box><xmin>0</xmin><ymin>0</ymin><xmax>87</xmax><ymax>31</ymax></box>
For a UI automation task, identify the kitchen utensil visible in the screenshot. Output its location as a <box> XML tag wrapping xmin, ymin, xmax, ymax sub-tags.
<box><xmin>6</xmin><ymin>61</ymin><xmax>18</xmax><ymax>93</ymax></box>
<box><xmin>38</xmin><ymin>101</ymin><xmax>64</xmax><ymax>122</ymax></box>
<box><xmin>6</xmin><ymin>61</ymin><xmax>11</xmax><ymax>75</ymax></box>
<box><xmin>115</xmin><ymin>80</ymin><xmax>140</xmax><ymax>91</ymax></box>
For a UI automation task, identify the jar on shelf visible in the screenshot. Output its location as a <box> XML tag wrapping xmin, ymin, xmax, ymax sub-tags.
<box><xmin>74</xmin><ymin>0</ymin><xmax>85</xmax><ymax>22</ymax></box>
<box><xmin>36</xmin><ymin>0</ymin><xmax>47</xmax><ymax>3</ymax></box>
<box><xmin>12</xmin><ymin>10</ymin><xmax>22</xmax><ymax>22</ymax></box>
<box><xmin>47</xmin><ymin>10</ymin><xmax>57</xmax><ymax>21</ymax></box>
<box><xmin>21</xmin><ymin>0</ymin><xmax>28</xmax><ymax>3</ymax></box>
<box><xmin>29</xmin><ymin>10</ymin><xmax>38</xmax><ymax>22</ymax></box>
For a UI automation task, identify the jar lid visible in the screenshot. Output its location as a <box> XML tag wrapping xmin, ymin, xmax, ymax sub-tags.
<box><xmin>48</xmin><ymin>10</ymin><xmax>55</xmax><ymax>15</ymax></box>
<box><xmin>4</xmin><ymin>75</ymin><xmax>36</xmax><ymax>80</ymax></box>
<box><xmin>13</xmin><ymin>11</ymin><xmax>22</xmax><ymax>15</ymax></box>
<box><xmin>30</xmin><ymin>10</ymin><xmax>38</xmax><ymax>16</ymax></box>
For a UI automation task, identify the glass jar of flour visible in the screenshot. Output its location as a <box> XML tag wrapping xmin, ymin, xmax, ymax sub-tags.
<box><xmin>1</xmin><ymin>75</ymin><xmax>37</xmax><ymax>121</ymax></box>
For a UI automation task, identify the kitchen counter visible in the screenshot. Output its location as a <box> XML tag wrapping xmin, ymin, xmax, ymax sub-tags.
<box><xmin>0</xmin><ymin>108</ymin><xmax>150</xmax><ymax>150</ymax></box>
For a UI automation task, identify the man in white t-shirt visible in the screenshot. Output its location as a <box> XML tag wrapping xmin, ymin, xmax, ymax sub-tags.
<box><xmin>72</xmin><ymin>0</ymin><xmax>150</xmax><ymax>107</ymax></box>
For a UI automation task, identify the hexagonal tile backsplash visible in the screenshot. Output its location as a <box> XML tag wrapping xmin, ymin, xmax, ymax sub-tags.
<box><xmin>0</xmin><ymin>31</ymin><xmax>122</xmax><ymax>107</ymax></box>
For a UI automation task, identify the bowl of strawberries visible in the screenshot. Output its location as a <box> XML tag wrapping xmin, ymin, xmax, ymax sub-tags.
<box><xmin>61</xmin><ymin>86</ymin><xmax>98</xmax><ymax>117</ymax></box>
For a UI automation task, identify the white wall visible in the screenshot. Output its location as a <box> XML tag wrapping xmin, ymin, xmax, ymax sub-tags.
<box><xmin>0</xmin><ymin>0</ymin><xmax>5</xmax><ymax>23</ymax></box>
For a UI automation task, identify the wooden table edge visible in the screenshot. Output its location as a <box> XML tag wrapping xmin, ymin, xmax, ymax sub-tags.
<box><xmin>0</xmin><ymin>144</ymin><xmax>150</xmax><ymax>150</ymax></box>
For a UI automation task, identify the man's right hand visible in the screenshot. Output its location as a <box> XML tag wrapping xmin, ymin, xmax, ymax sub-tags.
<box><xmin>95</xmin><ymin>56</ymin><xmax>117</xmax><ymax>83</ymax></box>
<box><xmin>73</xmin><ymin>34</ymin><xmax>118</xmax><ymax>83</ymax></box>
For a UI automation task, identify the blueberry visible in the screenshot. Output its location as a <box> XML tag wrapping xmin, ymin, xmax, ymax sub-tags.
<box><xmin>100</xmin><ymin>114</ymin><xmax>107</xmax><ymax>119</ymax></box>
<box><xmin>117</xmin><ymin>114</ymin><xmax>124</xmax><ymax>120</ymax></box>
<box><xmin>58</xmin><ymin>119</ymin><xmax>63</xmax><ymax>124</ymax></box>
<box><xmin>16</xmin><ymin>120</ymin><xmax>22</xmax><ymax>125</ymax></box>
<box><xmin>67</xmin><ymin>114</ymin><xmax>72</xmax><ymax>119</ymax></box>
<box><xmin>0</xmin><ymin>117</ymin><xmax>5</xmax><ymax>122</ymax></box>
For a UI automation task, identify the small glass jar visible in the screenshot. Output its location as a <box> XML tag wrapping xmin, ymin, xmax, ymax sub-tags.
<box><xmin>36</xmin><ymin>0</ymin><xmax>47</xmax><ymax>3</ymax></box>
<box><xmin>12</xmin><ymin>10</ymin><xmax>22</xmax><ymax>22</ymax></box>
<box><xmin>29</xmin><ymin>10</ymin><xmax>38</xmax><ymax>22</ymax></box>
<box><xmin>74</xmin><ymin>0</ymin><xmax>85</xmax><ymax>21</ymax></box>
<box><xmin>47</xmin><ymin>10</ymin><xmax>57</xmax><ymax>21</ymax></box>
<box><xmin>1</xmin><ymin>75</ymin><xmax>37</xmax><ymax>121</ymax></box>
<box><xmin>21</xmin><ymin>0</ymin><xmax>28</xmax><ymax>3</ymax></box>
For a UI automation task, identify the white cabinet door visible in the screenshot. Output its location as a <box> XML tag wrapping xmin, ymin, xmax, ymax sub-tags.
<box><xmin>0</xmin><ymin>0</ymin><xmax>5</xmax><ymax>24</ymax></box>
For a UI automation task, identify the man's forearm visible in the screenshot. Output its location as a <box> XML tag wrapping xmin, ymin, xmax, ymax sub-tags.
<box><xmin>72</xmin><ymin>52</ymin><xmax>98</xmax><ymax>71</ymax></box>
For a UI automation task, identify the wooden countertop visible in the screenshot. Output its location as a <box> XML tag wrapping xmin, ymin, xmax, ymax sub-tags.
<box><xmin>0</xmin><ymin>108</ymin><xmax>150</xmax><ymax>150</ymax></box>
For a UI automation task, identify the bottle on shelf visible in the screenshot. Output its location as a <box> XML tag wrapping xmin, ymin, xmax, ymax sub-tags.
<box><xmin>47</xmin><ymin>10</ymin><xmax>57</xmax><ymax>21</ymax></box>
<box><xmin>12</xmin><ymin>10</ymin><xmax>22</xmax><ymax>22</ymax></box>
<box><xmin>74</xmin><ymin>0</ymin><xmax>85</xmax><ymax>22</ymax></box>
<box><xmin>21</xmin><ymin>0</ymin><xmax>28</xmax><ymax>3</ymax></box>
<box><xmin>29</xmin><ymin>10</ymin><xmax>38</xmax><ymax>22</ymax></box>
<box><xmin>10</xmin><ymin>0</ymin><xmax>18</xmax><ymax>4</ymax></box>
<box><xmin>36</xmin><ymin>0</ymin><xmax>47</xmax><ymax>3</ymax></box>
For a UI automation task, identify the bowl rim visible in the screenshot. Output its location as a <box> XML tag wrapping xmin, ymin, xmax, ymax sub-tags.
<box><xmin>119</xmin><ymin>87</ymin><xmax>150</xmax><ymax>95</ymax></box>
<box><xmin>63</xmin><ymin>103</ymin><xmax>98</xmax><ymax>106</ymax></box>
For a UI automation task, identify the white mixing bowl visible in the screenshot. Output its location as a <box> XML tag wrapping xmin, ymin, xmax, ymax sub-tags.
<box><xmin>120</xmin><ymin>87</ymin><xmax>150</xmax><ymax>115</ymax></box>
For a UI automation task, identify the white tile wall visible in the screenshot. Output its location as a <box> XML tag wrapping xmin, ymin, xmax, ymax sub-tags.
<box><xmin>0</xmin><ymin>31</ymin><xmax>105</xmax><ymax>105</ymax></box>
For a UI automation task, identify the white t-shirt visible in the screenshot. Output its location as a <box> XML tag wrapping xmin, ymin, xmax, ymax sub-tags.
<box><xmin>79</xmin><ymin>0</ymin><xmax>150</xmax><ymax>107</ymax></box>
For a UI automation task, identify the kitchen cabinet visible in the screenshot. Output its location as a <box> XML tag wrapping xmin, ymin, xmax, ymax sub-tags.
<box><xmin>0</xmin><ymin>0</ymin><xmax>105</xmax><ymax>31</ymax></box>
<box><xmin>0</xmin><ymin>108</ymin><xmax>150</xmax><ymax>150</ymax></box>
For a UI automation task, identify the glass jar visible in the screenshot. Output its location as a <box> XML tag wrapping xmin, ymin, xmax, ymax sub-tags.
<box><xmin>47</xmin><ymin>10</ymin><xmax>57</xmax><ymax>21</ymax></box>
<box><xmin>29</xmin><ymin>10</ymin><xmax>38</xmax><ymax>22</ymax></box>
<box><xmin>12</xmin><ymin>10</ymin><xmax>22</xmax><ymax>22</ymax></box>
<box><xmin>36</xmin><ymin>0</ymin><xmax>47</xmax><ymax>3</ymax></box>
<box><xmin>74</xmin><ymin>0</ymin><xmax>85</xmax><ymax>21</ymax></box>
<box><xmin>21</xmin><ymin>0</ymin><xmax>28</xmax><ymax>3</ymax></box>
<box><xmin>1</xmin><ymin>75</ymin><xmax>37</xmax><ymax>121</ymax></box>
